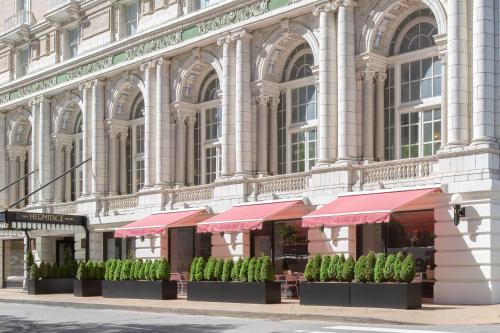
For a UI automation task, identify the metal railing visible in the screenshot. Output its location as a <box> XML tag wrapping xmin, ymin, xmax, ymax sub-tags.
<box><xmin>4</xmin><ymin>10</ymin><xmax>34</xmax><ymax>32</ymax></box>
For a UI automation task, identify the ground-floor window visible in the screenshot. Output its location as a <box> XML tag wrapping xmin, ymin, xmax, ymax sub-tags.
<box><xmin>250</xmin><ymin>220</ymin><xmax>308</xmax><ymax>274</ymax></box>
<box><xmin>56</xmin><ymin>238</ymin><xmax>74</xmax><ymax>266</ymax></box>
<box><xmin>169</xmin><ymin>227</ymin><xmax>211</xmax><ymax>274</ymax></box>
<box><xmin>2</xmin><ymin>240</ymin><xmax>24</xmax><ymax>288</ymax></box>
<box><xmin>104</xmin><ymin>232</ymin><xmax>135</xmax><ymax>260</ymax></box>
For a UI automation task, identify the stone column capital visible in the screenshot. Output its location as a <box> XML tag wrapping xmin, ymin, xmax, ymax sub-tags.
<box><xmin>217</xmin><ymin>33</ymin><xmax>232</xmax><ymax>46</ymax></box>
<box><xmin>140</xmin><ymin>59</ymin><xmax>157</xmax><ymax>72</ymax></box>
<box><xmin>231</xmin><ymin>29</ymin><xmax>252</xmax><ymax>42</ymax></box>
<box><xmin>6</xmin><ymin>145</ymin><xmax>28</xmax><ymax>160</ymax></box>
<box><xmin>155</xmin><ymin>57</ymin><xmax>171</xmax><ymax>67</ymax></box>
<box><xmin>335</xmin><ymin>0</ymin><xmax>357</xmax><ymax>9</ymax></box>
<box><xmin>255</xmin><ymin>95</ymin><xmax>270</xmax><ymax>105</ymax></box>
<box><xmin>52</xmin><ymin>133</ymin><xmax>73</xmax><ymax>149</ymax></box>
<box><xmin>375</xmin><ymin>72</ymin><xmax>387</xmax><ymax>82</ymax></box>
<box><xmin>186</xmin><ymin>114</ymin><xmax>197</xmax><ymax>126</ymax></box>
<box><xmin>269</xmin><ymin>97</ymin><xmax>281</xmax><ymax>109</ymax></box>
<box><xmin>361</xmin><ymin>69</ymin><xmax>376</xmax><ymax>81</ymax></box>
<box><xmin>434</xmin><ymin>33</ymin><xmax>448</xmax><ymax>65</ymax></box>
<box><xmin>313</xmin><ymin>2</ymin><xmax>338</xmax><ymax>16</ymax></box>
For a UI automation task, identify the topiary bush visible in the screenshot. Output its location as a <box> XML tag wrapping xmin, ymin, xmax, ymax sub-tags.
<box><xmin>399</xmin><ymin>253</ymin><xmax>416</xmax><ymax>283</ymax></box>
<box><xmin>304</xmin><ymin>258</ymin><xmax>314</xmax><ymax>282</ymax></box>
<box><xmin>365</xmin><ymin>251</ymin><xmax>377</xmax><ymax>282</ymax></box>
<box><xmin>195</xmin><ymin>257</ymin><xmax>206</xmax><ymax>281</ymax></box>
<box><xmin>313</xmin><ymin>254</ymin><xmax>322</xmax><ymax>281</ymax></box>
<box><xmin>190</xmin><ymin>257</ymin><xmax>199</xmax><ymax>281</ymax></box>
<box><xmin>239</xmin><ymin>257</ymin><xmax>251</xmax><ymax>282</ymax></box>
<box><xmin>214</xmin><ymin>259</ymin><xmax>224</xmax><ymax>281</ymax></box>
<box><xmin>231</xmin><ymin>258</ymin><xmax>243</xmax><ymax>281</ymax></box>
<box><xmin>112</xmin><ymin>260</ymin><xmax>122</xmax><ymax>281</ymax></box>
<box><xmin>221</xmin><ymin>259</ymin><xmax>233</xmax><ymax>282</ymax></box>
<box><xmin>374</xmin><ymin>253</ymin><xmax>387</xmax><ymax>283</ymax></box>
<box><xmin>328</xmin><ymin>255</ymin><xmax>339</xmax><ymax>281</ymax></box>
<box><xmin>341</xmin><ymin>256</ymin><xmax>355</xmax><ymax>282</ymax></box>
<box><xmin>150</xmin><ymin>260</ymin><xmax>159</xmax><ymax>280</ymax></box>
<box><xmin>30</xmin><ymin>263</ymin><xmax>39</xmax><ymax>280</ymax></box>
<box><xmin>120</xmin><ymin>260</ymin><xmax>131</xmax><ymax>281</ymax></box>
<box><xmin>85</xmin><ymin>261</ymin><xmax>95</xmax><ymax>280</ymax></box>
<box><xmin>143</xmin><ymin>260</ymin><xmax>152</xmax><ymax>280</ymax></box>
<box><xmin>335</xmin><ymin>255</ymin><xmax>346</xmax><ymax>281</ymax></box>
<box><xmin>156</xmin><ymin>258</ymin><xmax>171</xmax><ymax>281</ymax></box>
<box><xmin>383</xmin><ymin>253</ymin><xmax>396</xmax><ymax>282</ymax></box>
<box><xmin>354</xmin><ymin>255</ymin><xmax>367</xmax><ymax>283</ymax></box>
<box><xmin>254</xmin><ymin>257</ymin><xmax>263</xmax><ymax>282</ymax></box>
<box><xmin>320</xmin><ymin>255</ymin><xmax>331</xmax><ymax>282</ymax></box>
<box><xmin>393</xmin><ymin>252</ymin><xmax>405</xmax><ymax>282</ymax></box>
<box><xmin>247</xmin><ymin>258</ymin><xmax>257</xmax><ymax>283</ymax></box>
<box><xmin>259</xmin><ymin>256</ymin><xmax>274</xmax><ymax>282</ymax></box>
<box><xmin>76</xmin><ymin>261</ymin><xmax>86</xmax><ymax>280</ymax></box>
<box><xmin>204</xmin><ymin>257</ymin><xmax>217</xmax><ymax>281</ymax></box>
<box><xmin>26</xmin><ymin>250</ymin><xmax>34</xmax><ymax>268</ymax></box>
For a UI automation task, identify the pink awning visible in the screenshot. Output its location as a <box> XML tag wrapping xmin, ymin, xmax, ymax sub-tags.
<box><xmin>115</xmin><ymin>208</ymin><xmax>212</xmax><ymax>238</ymax></box>
<box><xmin>302</xmin><ymin>187</ymin><xmax>441</xmax><ymax>228</ymax></box>
<box><xmin>197</xmin><ymin>199</ymin><xmax>311</xmax><ymax>233</ymax></box>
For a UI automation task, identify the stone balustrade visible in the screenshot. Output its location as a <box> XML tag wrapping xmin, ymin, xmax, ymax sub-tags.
<box><xmin>104</xmin><ymin>193</ymin><xmax>139</xmax><ymax>212</ymax></box>
<box><xmin>251</xmin><ymin>173</ymin><xmax>309</xmax><ymax>195</ymax></box>
<box><xmin>171</xmin><ymin>184</ymin><xmax>215</xmax><ymax>204</ymax></box>
<box><xmin>358</xmin><ymin>156</ymin><xmax>437</xmax><ymax>184</ymax></box>
<box><xmin>4</xmin><ymin>10</ymin><xmax>33</xmax><ymax>31</ymax></box>
<box><xmin>51</xmin><ymin>202</ymin><xmax>78</xmax><ymax>214</ymax></box>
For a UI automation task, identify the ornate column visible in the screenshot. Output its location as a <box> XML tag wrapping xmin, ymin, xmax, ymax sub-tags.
<box><xmin>29</xmin><ymin>101</ymin><xmax>38</xmax><ymax>203</ymax></box>
<box><xmin>119</xmin><ymin>131</ymin><xmax>128</xmax><ymax>195</ymax></box>
<box><xmin>314</xmin><ymin>2</ymin><xmax>338</xmax><ymax>164</ymax></box>
<box><xmin>64</xmin><ymin>144</ymin><xmax>72</xmax><ymax>202</ymax></box>
<box><xmin>232</xmin><ymin>30</ymin><xmax>252</xmax><ymax>175</ymax></box>
<box><xmin>53</xmin><ymin>139</ymin><xmax>64</xmax><ymax>202</ymax></box>
<box><xmin>217</xmin><ymin>34</ymin><xmax>236</xmax><ymax>177</ymax></box>
<box><xmin>80</xmin><ymin>82</ymin><xmax>91</xmax><ymax>196</ymax></box>
<box><xmin>268</xmin><ymin>97</ymin><xmax>280</xmax><ymax>175</ymax></box>
<box><xmin>156</xmin><ymin>58</ymin><xmax>171</xmax><ymax>186</ymax></box>
<box><xmin>435</xmin><ymin>34</ymin><xmax>448</xmax><ymax>148</ymax></box>
<box><xmin>7</xmin><ymin>151</ymin><xmax>18</xmax><ymax>206</ymax></box>
<box><xmin>447</xmin><ymin>0</ymin><xmax>469</xmax><ymax>146</ymax></box>
<box><xmin>142</xmin><ymin>60</ymin><xmax>156</xmax><ymax>188</ymax></box>
<box><xmin>186</xmin><ymin>114</ymin><xmax>196</xmax><ymax>186</ymax></box>
<box><xmin>362</xmin><ymin>69</ymin><xmax>375</xmax><ymax>161</ymax></box>
<box><xmin>108</xmin><ymin>129</ymin><xmax>119</xmax><ymax>196</ymax></box>
<box><xmin>0</xmin><ymin>113</ymin><xmax>7</xmax><ymax>208</ymax></box>
<box><xmin>375</xmin><ymin>72</ymin><xmax>387</xmax><ymax>161</ymax></box>
<box><xmin>337</xmin><ymin>0</ymin><xmax>358</xmax><ymax>162</ymax></box>
<box><xmin>256</xmin><ymin>95</ymin><xmax>269</xmax><ymax>175</ymax></box>
<box><xmin>174</xmin><ymin>109</ymin><xmax>186</xmax><ymax>186</ymax></box>
<box><xmin>91</xmin><ymin>79</ymin><xmax>106</xmax><ymax>195</ymax></box>
<box><xmin>18</xmin><ymin>152</ymin><xmax>26</xmax><ymax>208</ymax></box>
<box><xmin>472</xmin><ymin>0</ymin><xmax>496</xmax><ymax>146</ymax></box>
<box><xmin>39</xmin><ymin>97</ymin><xmax>52</xmax><ymax>203</ymax></box>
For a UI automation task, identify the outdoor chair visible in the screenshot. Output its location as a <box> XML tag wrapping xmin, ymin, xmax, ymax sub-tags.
<box><xmin>283</xmin><ymin>273</ymin><xmax>300</xmax><ymax>299</ymax></box>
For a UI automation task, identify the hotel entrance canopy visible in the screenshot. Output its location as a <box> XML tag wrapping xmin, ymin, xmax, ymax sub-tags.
<box><xmin>302</xmin><ymin>187</ymin><xmax>441</xmax><ymax>228</ymax></box>
<box><xmin>197</xmin><ymin>199</ymin><xmax>312</xmax><ymax>233</ymax></box>
<box><xmin>114</xmin><ymin>208</ymin><xmax>212</xmax><ymax>238</ymax></box>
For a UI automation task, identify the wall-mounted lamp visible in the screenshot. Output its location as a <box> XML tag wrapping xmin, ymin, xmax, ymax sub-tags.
<box><xmin>219</xmin><ymin>232</ymin><xmax>225</xmax><ymax>237</ymax></box>
<box><xmin>319</xmin><ymin>225</ymin><xmax>325</xmax><ymax>233</ymax></box>
<box><xmin>451</xmin><ymin>193</ymin><xmax>466</xmax><ymax>226</ymax></box>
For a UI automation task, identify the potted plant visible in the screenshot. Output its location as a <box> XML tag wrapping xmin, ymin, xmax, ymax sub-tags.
<box><xmin>349</xmin><ymin>252</ymin><xmax>421</xmax><ymax>309</ymax></box>
<box><xmin>101</xmin><ymin>258</ymin><xmax>177</xmax><ymax>300</ymax></box>
<box><xmin>27</xmin><ymin>249</ymin><xmax>77</xmax><ymax>295</ymax></box>
<box><xmin>187</xmin><ymin>255</ymin><xmax>281</xmax><ymax>304</ymax></box>
<box><xmin>74</xmin><ymin>260</ymin><xmax>104</xmax><ymax>297</ymax></box>
<box><xmin>299</xmin><ymin>254</ymin><xmax>352</xmax><ymax>307</ymax></box>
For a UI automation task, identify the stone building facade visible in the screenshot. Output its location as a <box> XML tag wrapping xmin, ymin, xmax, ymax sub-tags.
<box><xmin>0</xmin><ymin>0</ymin><xmax>499</xmax><ymax>305</ymax></box>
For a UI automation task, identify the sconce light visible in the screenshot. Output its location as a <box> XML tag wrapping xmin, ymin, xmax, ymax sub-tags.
<box><xmin>219</xmin><ymin>232</ymin><xmax>225</xmax><ymax>237</ymax></box>
<box><xmin>140</xmin><ymin>235</ymin><xmax>145</xmax><ymax>242</ymax></box>
<box><xmin>451</xmin><ymin>193</ymin><xmax>465</xmax><ymax>226</ymax></box>
<box><xmin>319</xmin><ymin>225</ymin><xmax>325</xmax><ymax>233</ymax></box>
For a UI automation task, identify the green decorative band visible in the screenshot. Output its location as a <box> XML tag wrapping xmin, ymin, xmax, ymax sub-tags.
<box><xmin>0</xmin><ymin>0</ymin><xmax>302</xmax><ymax>106</ymax></box>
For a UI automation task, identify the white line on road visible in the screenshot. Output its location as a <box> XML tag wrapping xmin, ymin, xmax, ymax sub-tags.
<box><xmin>323</xmin><ymin>326</ymin><xmax>457</xmax><ymax>333</ymax></box>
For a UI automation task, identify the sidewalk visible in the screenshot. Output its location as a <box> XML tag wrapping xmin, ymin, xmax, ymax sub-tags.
<box><xmin>0</xmin><ymin>289</ymin><xmax>499</xmax><ymax>325</ymax></box>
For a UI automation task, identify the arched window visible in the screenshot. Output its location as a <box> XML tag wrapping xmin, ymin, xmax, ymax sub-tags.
<box><xmin>71</xmin><ymin>112</ymin><xmax>83</xmax><ymax>201</ymax></box>
<box><xmin>126</xmin><ymin>96</ymin><xmax>145</xmax><ymax>193</ymax></box>
<box><xmin>194</xmin><ymin>71</ymin><xmax>222</xmax><ymax>185</ymax></box>
<box><xmin>277</xmin><ymin>43</ymin><xmax>317</xmax><ymax>174</ymax></box>
<box><xmin>384</xmin><ymin>9</ymin><xmax>441</xmax><ymax>160</ymax></box>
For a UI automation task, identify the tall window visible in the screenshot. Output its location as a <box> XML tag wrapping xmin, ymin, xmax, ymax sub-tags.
<box><xmin>384</xmin><ymin>10</ymin><xmax>441</xmax><ymax>160</ymax></box>
<box><xmin>194</xmin><ymin>71</ymin><xmax>221</xmax><ymax>185</ymax></box>
<box><xmin>17</xmin><ymin>0</ymin><xmax>29</xmax><ymax>11</ymax></box>
<box><xmin>125</xmin><ymin>1</ymin><xmax>139</xmax><ymax>37</ymax></box>
<box><xmin>127</xmin><ymin>96</ymin><xmax>145</xmax><ymax>193</ymax></box>
<box><xmin>68</xmin><ymin>27</ymin><xmax>80</xmax><ymax>59</ymax></box>
<box><xmin>71</xmin><ymin>113</ymin><xmax>83</xmax><ymax>201</ymax></box>
<box><xmin>17</xmin><ymin>46</ymin><xmax>29</xmax><ymax>78</ymax></box>
<box><xmin>277</xmin><ymin>43</ymin><xmax>317</xmax><ymax>174</ymax></box>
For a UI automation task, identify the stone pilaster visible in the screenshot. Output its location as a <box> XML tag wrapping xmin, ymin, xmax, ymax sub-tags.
<box><xmin>39</xmin><ymin>97</ymin><xmax>53</xmax><ymax>203</ymax></box>
<box><xmin>232</xmin><ymin>30</ymin><xmax>252</xmax><ymax>175</ymax></box>
<box><xmin>375</xmin><ymin>72</ymin><xmax>386</xmax><ymax>162</ymax></box>
<box><xmin>155</xmin><ymin>58</ymin><xmax>171</xmax><ymax>186</ymax></box>
<box><xmin>107</xmin><ymin>129</ymin><xmax>119</xmax><ymax>196</ymax></box>
<box><xmin>64</xmin><ymin>144</ymin><xmax>72</xmax><ymax>202</ymax></box>
<box><xmin>268</xmin><ymin>97</ymin><xmax>280</xmax><ymax>175</ymax></box>
<box><xmin>361</xmin><ymin>69</ymin><xmax>375</xmax><ymax>162</ymax></box>
<box><xmin>91</xmin><ymin>79</ymin><xmax>106</xmax><ymax>195</ymax></box>
<box><xmin>173</xmin><ymin>105</ymin><xmax>186</xmax><ymax>186</ymax></box>
<box><xmin>141</xmin><ymin>60</ymin><xmax>157</xmax><ymax>188</ymax></box>
<box><xmin>0</xmin><ymin>113</ymin><xmax>7</xmax><ymax>209</ymax></box>
<box><xmin>53</xmin><ymin>139</ymin><xmax>64</xmax><ymax>202</ymax></box>
<box><xmin>314</xmin><ymin>2</ymin><xmax>338</xmax><ymax>165</ymax></box>
<box><xmin>29</xmin><ymin>100</ymin><xmax>38</xmax><ymax>204</ymax></box>
<box><xmin>80</xmin><ymin>82</ymin><xmax>91</xmax><ymax>197</ymax></box>
<box><xmin>119</xmin><ymin>130</ymin><xmax>128</xmax><ymax>195</ymax></box>
<box><xmin>336</xmin><ymin>0</ymin><xmax>357</xmax><ymax>163</ymax></box>
<box><xmin>186</xmin><ymin>114</ymin><xmax>197</xmax><ymax>186</ymax></box>
<box><xmin>256</xmin><ymin>95</ymin><xmax>270</xmax><ymax>175</ymax></box>
<box><xmin>435</xmin><ymin>34</ymin><xmax>448</xmax><ymax>149</ymax></box>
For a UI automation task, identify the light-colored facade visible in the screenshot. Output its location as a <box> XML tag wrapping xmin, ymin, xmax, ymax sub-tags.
<box><xmin>0</xmin><ymin>0</ymin><xmax>499</xmax><ymax>305</ymax></box>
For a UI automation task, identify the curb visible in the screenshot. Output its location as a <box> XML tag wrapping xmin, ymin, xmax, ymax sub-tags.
<box><xmin>0</xmin><ymin>298</ymin><xmax>417</xmax><ymax>325</ymax></box>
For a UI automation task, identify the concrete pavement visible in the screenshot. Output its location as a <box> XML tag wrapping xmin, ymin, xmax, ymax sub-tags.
<box><xmin>0</xmin><ymin>289</ymin><xmax>499</xmax><ymax>326</ymax></box>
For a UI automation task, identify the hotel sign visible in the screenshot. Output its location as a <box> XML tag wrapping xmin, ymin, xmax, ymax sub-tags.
<box><xmin>0</xmin><ymin>211</ymin><xmax>86</xmax><ymax>227</ymax></box>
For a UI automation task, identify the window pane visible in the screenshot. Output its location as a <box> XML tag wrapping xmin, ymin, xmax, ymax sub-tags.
<box><xmin>410</xmin><ymin>82</ymin><xmax>420</xmax><ymax>101</ymax></box>
<box><xmin>422</xmin><ymin>58</ymin><xmax>432</xmax><ymax>78</ymax></box>
<box><xmin>401</xmin><ymin>126</ymin><xmax>409</xmax><ymax>145</ymax></box>
<box><xmin>421</xmin><ymin>79</ymin><xmax>432</xmax><ymax>98</ymax></box>
<box><xmin>410</xmin><ymin>61</ymin><xmax>421</xmax><ymax>81</ymax></box>
<box><xmin>410</xmin><ymin>124</ymin><xmax>419</xmax><ymax>144</ymax></box>
<box><xmin>410</xmin><ymin>145</ymin><xmax>419</xmax><ymax>157</ymax></box>
<box><xmin>401</xmin><ymin>63</ymin><xmax>409</xmax><ymax>83</ymax></box>
<box><xmin>433</xmin><ymin>57</ymin><xmax>442</xmax><ymax>76</ymax></box>
<box><xmin>434</xmin><ymin>121</ymin><xmax>441</xmax><ymax>140</ymax></box>
<box><xmin>423</xmin><ymin>122</ymin><xmax>432</xmax><ymax>142</ymax></box>
<box><xmin>423</xmin><ymin>143</ymin><xmax>433</xmax><ymax>156</ymax></box>
<box><xmin>433</xmin><ymin>77</ymin><xmax>442</xmax><ymax>97</ymax></box>
<box><xmin>423</xmin><ymin>110</ymin><xmax>433</xmax><ymax>122</ymax></box>
<box><xmin>401</xmin><ymin>84</ymin><xmax>409</xmax><ymax>103</ymax></box>
<box><xmin>401</xmin><ymin>113</ymin><xmax>409</xmax><ymax>125</ymax></box>
<box><xmin>410</xmin><ymin>112</ymin><xmax>419</xmax><ymax>124</ymax></box>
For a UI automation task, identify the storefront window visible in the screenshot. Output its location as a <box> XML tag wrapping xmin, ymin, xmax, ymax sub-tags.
<box><xmin>104</xmin><ymin>232</ymin><xmax>135</xmax><ymax>260</ymax></box>
<box><xmin>169</xmin><ymin>227</ymin><xmax>211</xmax><ymax>274</ymax></box>
<box><xmin>3</xmin><ymin>240</ymin><xmax>24</xmax><ymax>286</ymax></box>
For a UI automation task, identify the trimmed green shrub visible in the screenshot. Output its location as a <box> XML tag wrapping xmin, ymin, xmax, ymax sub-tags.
<box><xmin>214</xmin><ymin>259</ymin><xmax>224</xmax><ymax>281</ymax></box>
<box><xmin>313</xmin><ymin>254</ymin><xmax>322</xmax><ymax>281</ymax></box>
<box><xmin>374</xmin><ymin>253</ymin><xmax>387</xmax><ymax>283</ymax></box>
<box><xmin>304</xmin><ymin>259</ymin><xmax>314</xmax><ymax>282</ymax></box>
<box><xmin>259</xmin><ymin>256</ymin><xmax>274</xmax><ymax>282</ymax></box>
<box><xmin>120</xmin><ymin>260</ymin><xmax>131</xmax><ymax>281</ymax></box>
<box><xmin>328</xmin><ymin>255</ymin><xmax>339</xmax><ymax>281</ymax></box>
<box><xmin>221</xmin><ymin>259</ymin><xmax>233</xmax><ymax>282</ymax></box>
<box><xmin>189</xmin><ymin>257</ymin><xmax>199</xmax><ymax>281</ymax></box>
<box><xmin>239</xmin><ymin>257</ymin><xmax>251</xmax><ymax>282</ymax></box>
<box><xmin>104</xmin><ymin>260</ymin><xmax>112</xmax><ymax>281</ymax></box>
<box><xmin>156</xmin><ymin>258</ymin><xmax>171</xmax><ymax>281</ymax></box>
<box><xmin>399</xmin><ymin>253</ymin><xmax>416</xmax><ymax>283</ymax></box>
<box><xmin>204</xmin><ymin>257</ymin><xmax>217</xmax><ymax>281</ymax></box>
<box><xmin>85</xmin><ymin>261</ymin><xmax>95</xmax><ymax>280</ymax></box>
<box><xmin>254</xmin><ymin>257</ymin><xmax>263</xmax><ymax>282</ymax></box>
<box><xmin>383</xmin><ymin>254</ymin><xmax>397</xmax><ymax>282</ymax></box>
<box><xmin>76</xmin><ymin>262</ymin><xmax>86</xmax><ymax>280</ymax></box>
<box><xmin>132</xmin><ymin>260</ymin><xmax>141</xmax><ymax>280</ymax></box>
<box><xmin>194</xmin><ymin>257</ymin><xmax>206</xmax><ymax>281</ymax></box>
<box><xmin>365</xmin><ymin>251</ymin><xmax>377</xmax><ymax>282</ymax></box>
<box><xmin>231</xmin><ymin>258</ymin><xmax>243</xmax><ymax>281</ymax></box>
<box><xmin>113</xmin><ymin>260</ymin><xmax>122</xmax><ymax>281</ymax></box>
<box><xmin>393</xmin><ymin>252</ymin><xmax>405</xmax><ymax>282</ymax></box>
<box><xmin>341</xmin><ymin>256</ymin><xmax>355</xmax><ymax>282</ymax></box>
<box><xmin>143</xmin><ymin>260</ymin><xmax>152</xmax><ymax>280</ymax></box>
<box><xmin>149</xmin><ymin>260</ymin><xmax>158</xmax><ymax>280</ymax></box>
<box><xmin>26</xmin><ymin>250</ymin><xmax>34</xmax><ymax>268</ymax></box>
<box><xmin>335</xmin><ymin>255</ymin><xmax>346</xmax><ymax>281</ymax></box>
<box><xmin>320</xmin><ymin>255</ymin><xmax>331</xmax><ymax>282</ymax></box>
<box><xmin>304</xmin><ymin>255</ymin><xmax>322</xmax><ymax>282</ymax></box>
<box><xmin>30</xmin><ymin>264</ymin><xmax>39</xmax><ymax>280</ymax></box>
<box><xmin>354</xmin><ymin>255</ymin><xmax>367</xmax><ymax>283</ymax></box>
<box><xmin>98</xmin><ymin>261</ymin><xmax>106</xmax><ymax>280</ymax></box>
<box><xmin>247</xmin><ymin>258</ymin><xmax>257</xmax><ymax>283</ymax></box>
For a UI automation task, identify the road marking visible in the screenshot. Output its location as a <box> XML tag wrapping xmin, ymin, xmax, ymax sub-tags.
<box><xmin>323</xmin><ymin>326</ymin><xmax>457</xmax><ymax>333</ymax></box>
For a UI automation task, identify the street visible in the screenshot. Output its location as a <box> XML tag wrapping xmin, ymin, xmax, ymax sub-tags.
<box><xmin>0</xmin><ymin>302</ymin><xmax>498</xmax><ymax>333</ymax></box>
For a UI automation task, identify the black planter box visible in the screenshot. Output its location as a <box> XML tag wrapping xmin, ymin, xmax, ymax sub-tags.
<box><xmin>27</xmin><ymin>278</ymin><xmax>74</xmax><ymax>295</ymax></box>
<box><xmin>102</xmin><ymin>280</ymin><xmax>177</xmax><ymax>300</ymax></box>
<box><xmin>187</xmin><ymin>281</ymin><xmax>281</xmax><ymax>304</ymax></box>
<box><xmin>299</xmin><ymin>282</ymin><xmax>350</xmax><ymax>306</ymax></box>
<box><xmin>74</xmin><ymin>280</ymin><xmax>102</xmax><ymax>297</ymax></box>
<box><xmin>350</xmin><ymin>283</ymin><xmax>422</xmax><ymax>309</ymax></box>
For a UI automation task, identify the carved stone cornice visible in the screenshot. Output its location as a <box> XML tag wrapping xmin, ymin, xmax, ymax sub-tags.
<box><xmin>355</xmin><ymin>52</ymin><xmax>387</xmax><ymax>74</ymax></box>
<box><xmin>6</xmin><ymin>145</ymin><xmax>28</xmax><ymax>160</ymax></box>
<box><xmin>51</xmin><ymin>133</ymin><xmax>73</xmax><ymax>150</ymax></box>
<box><xmin>172</xmin><ymin>101</ymin><xmax>196</xmax><ymax>122</ymax></box>
<box><xmin>251</xmin><ymin>80</ymin><xmax>280</xmax><ymax>99</ymax></box>
<box><xmin>231</xmin><ymin>29</ymin><xmax>252</xmax><ymax>42</ymax></box>
<box><xmin>434</xmin><ymin>33</ymin><xmax>447</xmax><ymax>64</ymax></box>
<box><xmin>106</xmin><ymin>119</ymin><xmax>129</xmax><ymax>138</ymax></box>
<box><xmin>376</xmin><ymin>72</ymin><xmax>388</xmax><ymax>82</ymax></box>
<box><xmin>217</xmin><ymin>33</ymin><xmax>232</xmax><ymax>46</ymax></box>
<box><xmin>313</xmin><ymin>1</ymin><xmax>339</xmax><ymax>16</ymax></box>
